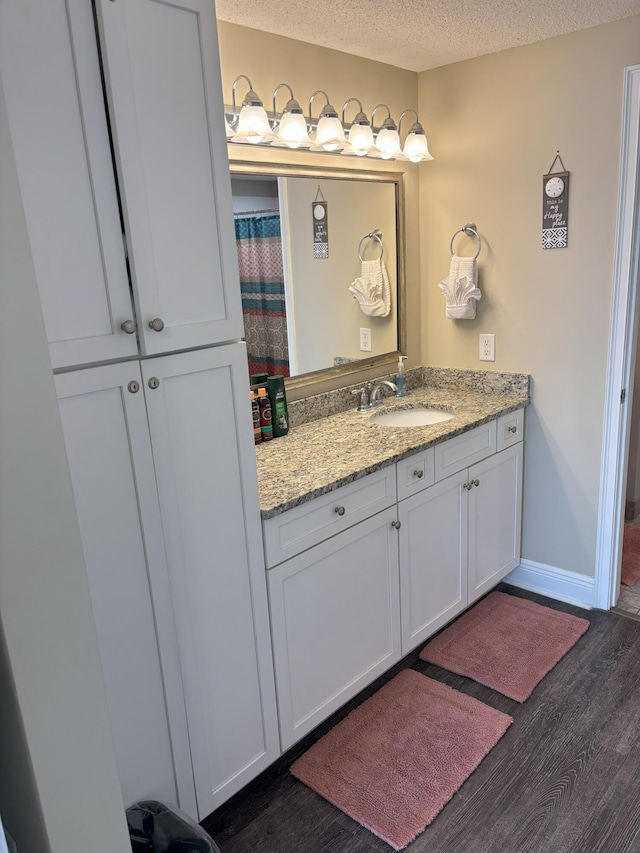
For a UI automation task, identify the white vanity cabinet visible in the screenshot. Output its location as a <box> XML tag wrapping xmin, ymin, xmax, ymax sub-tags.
<box><xmin>263</xmin><ymin>410</ymin><xmax>525</xmax><ymax>750</ymax></box>
<box><xmin>264</xmin><ymin>472</ymin><xmax>401</xmax><ymax>751</ymax></box>
<box><xmin>398</xmin><ymin>418</ymin><xmax>523</xmax><ymax>654</ymax></box>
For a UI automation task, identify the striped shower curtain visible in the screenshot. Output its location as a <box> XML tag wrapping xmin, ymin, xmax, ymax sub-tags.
<box><xmin>234</xmin><ymin>213</ymin><xmax>290</xmax><ymax>377</ymax></box>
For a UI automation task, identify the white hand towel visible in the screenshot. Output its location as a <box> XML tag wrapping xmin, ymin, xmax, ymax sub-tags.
<box><xmin>349</xmin><ymin>258</ymin><xmax>391</xmax><ymax>317</ymax></box>
<box><xmin>437</xmin><ymin>254</ymin><xmax>481</xmax><ymax>319</ymax></box>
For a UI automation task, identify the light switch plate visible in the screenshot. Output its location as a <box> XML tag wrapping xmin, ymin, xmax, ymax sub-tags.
<box><xmin>479</xmin><ymin>334</ymin><xmax>495</xmax><ymax>361</ymax></box>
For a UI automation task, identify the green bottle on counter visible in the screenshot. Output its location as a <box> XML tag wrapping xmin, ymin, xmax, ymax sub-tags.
<box><xmin>267</xmin><ymin>375</ymin><xmax>289</xmax><ymax>437</ymax></box>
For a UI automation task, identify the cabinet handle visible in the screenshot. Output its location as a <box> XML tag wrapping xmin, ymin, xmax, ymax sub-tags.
<box><xmin>413</xmin><ymin>469</ymin><xmax>424</xmax><ymax>479</ymax></box>
<box><xmin>334</xmin><ymin>506</ymin><xmax>346</xmax><ymax>516</ymax></box>
<box><xmin>508</xmin><ymin>425</ymin><xmax>518</xmax><ymax>434</ymax></box>
<box><xmin>120</xmin><ymin>319</ymin><xmax>137</xmax><ymax>334</ymax></box>
<box><xmin>127</xmin><ymin>380</ymin><xmax>140</xmax><ymax>394</ymax></box>
<box><xmin>391</xmin><ymin>520</ymin><xmax>401</xmax><ymax>529</ymax></box>
<box><xmin>149</xmin><ymin>318</ymin><xmax>165</xmax><ymax>332</ymax></box>
<box><xmin>463</xmin><ymin>482</ymin><xmax>471</xmax><ymax>490</ymax></box>
<box><xmin>148</xmin><ymin>377</ymin><xmax>160</xmax><ymax>390</ymax></box>
<box><xmin>472</xmin><ymin>479</ymin><xmax>480</xmax><ymax>487</ymax></box>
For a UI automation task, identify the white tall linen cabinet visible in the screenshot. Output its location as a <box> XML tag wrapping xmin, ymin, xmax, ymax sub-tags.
<box><xmin>2</xmin><ymin>0</ymin><xmax>279</xmax><ymax>820</ymax></box>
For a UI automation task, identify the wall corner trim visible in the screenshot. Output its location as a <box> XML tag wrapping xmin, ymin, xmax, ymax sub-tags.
<box><xmin>504</xmin><ymin>560</ymin><xmax>595</xmax><ymax>610</ymax></box>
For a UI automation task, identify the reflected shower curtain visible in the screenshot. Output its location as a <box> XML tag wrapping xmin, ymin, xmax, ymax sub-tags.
<box><xmin>234</xmin><ymin>213</ymin><xmax>290</xmax><ymax>377</ymax></box>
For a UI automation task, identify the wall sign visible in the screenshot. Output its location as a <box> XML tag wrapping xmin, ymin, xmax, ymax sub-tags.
<box><xmin>542</xmin><ymin>152</ymin><xmax>569</xmax><ymax>250</ymax></box>
<box><xmin>312</xmin><ymin>187</ymin><xmax>329</xmax><ymax>259</ymax></box>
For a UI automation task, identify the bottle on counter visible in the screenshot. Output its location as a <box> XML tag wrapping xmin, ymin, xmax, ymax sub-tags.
<box><xmin>250</xmin><ymin>390</ymin><xmax>262</xmax><ymax>445</ymax></box>
<box><xmin>250</xmin><ymin>372</ymin><xmax>269</xmax><ymax>388</ymax></box>
<box><xmin>267</xmin><ymin>375</ymin><xmax>289</xmax><ymax>437</ymax></box>
<box><xmin>257</xmin><ymin>387</ymin><xmax>273</xmax><ymax>441</ymax></box>
<box><xmin>395</xmin><ymin>356</ymin><xmax>407</xmax><ymax>397</ymax></box>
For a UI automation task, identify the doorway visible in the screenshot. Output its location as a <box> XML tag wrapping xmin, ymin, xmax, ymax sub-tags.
<box><xmin>594</xmin><ymin>64</ymin><xmax>640</xmax><ymax>611</ymax></box>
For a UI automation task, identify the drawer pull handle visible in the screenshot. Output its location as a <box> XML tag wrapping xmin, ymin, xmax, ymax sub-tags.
<box><xmin>413</xmin><ymin>469</ymin><xmax>424</xmax><ymax>479</ymax></box>
<box><xmin>472</xmin><ymin>479</ymin><xmax>480</xmax><ymax>487</ymax></box>
<box><xmin>391</xmin><ymin>520</ymin><xmax>401</xmax><ymax>529</ymax></box>
<box><xmin>334</xmin><ymin>506</ymin><xmax>346</xmax><ymax>516</ymax></box>
<box><xmin>508</xmin><ymin>425</ymin><xmax>518</xmax><ymax>434</ymax></box>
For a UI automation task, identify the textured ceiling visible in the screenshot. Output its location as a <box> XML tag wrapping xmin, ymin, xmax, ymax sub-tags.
<box><xmin>216</xmin><ymin>0</ymin><xmax>640</xmax><ymax>72</ymax></box>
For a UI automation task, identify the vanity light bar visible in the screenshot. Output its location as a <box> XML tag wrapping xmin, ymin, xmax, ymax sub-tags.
<box><xmin>225</xmin><ymin>76</ymin><xmax>434</xmax><ymax>162</ymax></box>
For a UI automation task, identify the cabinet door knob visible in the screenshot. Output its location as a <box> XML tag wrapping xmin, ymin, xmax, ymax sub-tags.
<box><xmin>148</xmin><ymin>376</ymin><xmax>160</xmax><ymax>390</ymax></box>
<box><xmin>473</xmin><ymin>479</ymin><xmax>480</xmax><ymax>487</ymax></box>
<box><xmin>149</xmin><ymin>317</ymin><xmax>165</xmax><ymax>332</ymax></box>
<box><xmin>413</xmin><ymin>469</ymin><xmax>424</xmax><ymax>479</ymax></box>
<box><xmin>508</xmin><ymin>425</ymin><xmax>518</xmax><ymax>434</ymax></box>
<box><xmin>334</xmin><ymin>506</ymin><xmax>346</xmax><ymax>516</ymax></box>
<box><xmin>120</xmin><ymin>319</ymin><xmax>137</xmax><ymax>334</ymax></box>
<box><xmin>127</xmin><ymin>380</ymin><xmax>140</xmax><ymax>394</ymax></box>
<box><xmin>391</xmin><ymin>520</ymin><xmax>401</xmax><ymax>529</ymax></box>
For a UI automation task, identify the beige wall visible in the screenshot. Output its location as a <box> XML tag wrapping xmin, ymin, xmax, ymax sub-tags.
<box><xmin>217</xmin><ymin>22</ymin><xmax>421</xmax><ymax>396</ymax></box>
<box><xmin>418</xmin><ymin>17</ymin><xmax>640</xmax><ymax>577</ymax></box>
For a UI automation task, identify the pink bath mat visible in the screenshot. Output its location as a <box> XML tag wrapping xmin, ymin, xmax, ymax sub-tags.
<box><xmin>621</xmin><ymin>524</ymin><xmax>640</xmax><ymax>586</ymax></box>
<box><xmin>290</xmin><ymin>669</ymin><xmax>512</xmax><ymax>850</ymax></box>
<box><xmin>420</xmin><ymin>591</ymin><xmax>589</xmax><ymax>702</ymax></box>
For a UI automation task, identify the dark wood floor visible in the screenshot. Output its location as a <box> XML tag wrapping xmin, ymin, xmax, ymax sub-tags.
<box><xmin>202</xmin><ymin>585</ymin><xmax>640</xmax><ymax>853</ymax></box>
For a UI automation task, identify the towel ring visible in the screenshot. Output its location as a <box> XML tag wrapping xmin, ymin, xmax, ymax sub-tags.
<box><xmin>450</xmin><ymin>222</ymin><xmax>482</xmax><ymax>260</ymax></box>
<box><xmin>358</xmin><ymin>229</ymin><xmax>384</xmax><ymax>263</ymax></box>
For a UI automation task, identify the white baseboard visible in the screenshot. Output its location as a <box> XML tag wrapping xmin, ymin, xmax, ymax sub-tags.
<box><xmin>504</xmin><ymin>560</ymin><xmax>595</xmax><ymax>610</ymax></box>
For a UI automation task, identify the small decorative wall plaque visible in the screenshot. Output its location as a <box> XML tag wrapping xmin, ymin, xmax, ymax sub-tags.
<box><xmin>312</xmin><ymin>186</ymin><xmax>329</xmax><ymax>259</ymax></box>
<box><xmin>542</xmin><ymin>151</ymin><xmax>570</xmax><ymax>249</ymax></box>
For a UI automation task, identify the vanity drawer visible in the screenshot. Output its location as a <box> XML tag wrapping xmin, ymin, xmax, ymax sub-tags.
<box><xmin>396</xmin><ymin>447</ymin><xmax>435</xmax><ymax>501</ymax></box>
<box><xmin>497</xmin><ymin>408</ymin><xmax>525</xmax><ymax>451</ymax></box>
<box><xmin>262</xmin><ymin>467</ymin><xmax>397</xmax><ymax>568</ymax></box>
<box><xmin>434</xmin><ymin>420</ymin><xmax>496</xmax><ymax>482</ymax></box>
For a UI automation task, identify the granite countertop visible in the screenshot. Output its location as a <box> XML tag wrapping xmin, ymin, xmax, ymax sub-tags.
<box><xmin>256</xmin><ymin>373</ymin><xmax>530</xmax><ymax>519</ymax></box>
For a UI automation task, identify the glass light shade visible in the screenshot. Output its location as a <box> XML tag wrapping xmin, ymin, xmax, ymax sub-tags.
<box><xmin>225</xmin><ymin>116</ymin><xmax>234</xmax><ymax>139</ymax></box>
<box><xmin>376</xmin><ymin>126</ymin><xmax>402</xmax><ymax>159</ymax></box>
<box><xmin>315</xmin><ymin>115</ymin><xmax>346</xmax><ymax>151</ymax></box>
<box><xmin>277</xmin><ymin>111</ymin><xmax>310</xmax><ymax>148</ymax></box>
<box><xmin>403</xmin><ymin>130</ymin><xmax>433</xmax><ymax>163</ymax></box>
<box><xmin>348</xmin><ymin>123</ymin><xmax>374</xmax><ymax>156</ymax></box>
<box><xmin>234</xmin><ymin>103</ymin><xmax>271</xmax><ymax>143</ymax></box>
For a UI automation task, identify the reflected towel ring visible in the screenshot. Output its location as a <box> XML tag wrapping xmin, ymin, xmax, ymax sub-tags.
<box><xmin>358</xmin><ymin>229</ymin><xmax>384</xmax><ymax>263</ymax></box>
<box><xmin>450</xmin><ymin>222</ymin><xmax>482</xmax><ymax>259</ymax></box>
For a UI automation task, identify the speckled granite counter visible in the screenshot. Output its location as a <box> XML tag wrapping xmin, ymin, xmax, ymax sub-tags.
<box><xmin>255</xmin><ymin>367</ymin><xmax>530</xmax><ymax>519</ymax></box>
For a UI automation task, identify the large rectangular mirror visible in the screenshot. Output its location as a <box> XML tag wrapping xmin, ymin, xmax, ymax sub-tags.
<box><xmin>230</xmin><ymin>160</ymin><xmax>406</xmax><ymax>390</ymax></box>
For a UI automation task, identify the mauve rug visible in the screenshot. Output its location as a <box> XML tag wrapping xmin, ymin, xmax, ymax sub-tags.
<box><xmin>622</xmin><ymin>524</ymin><xmax>640</xmax><ymax>586</ymax></box>
<box><xmin>290</xmin><ymin>669</ymin><xmax>512</xmax><ymax>851</ymax></box>
<box><xmin>420</xmin><ymin>591</ymin><xmax>589</xmax><ymax>702</ymax></box>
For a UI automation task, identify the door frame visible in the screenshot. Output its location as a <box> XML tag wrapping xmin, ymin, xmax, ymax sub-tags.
<box><xmin>594</xmin><ymin>64</ymin><xmax>640</xmax><ymax>610</ymax></box>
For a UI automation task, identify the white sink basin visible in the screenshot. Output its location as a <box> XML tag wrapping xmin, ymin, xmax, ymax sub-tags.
<box><xmin>371</xmin><ymin>407</ymin><xmax>455</xmax><ymax>427</ymax></box>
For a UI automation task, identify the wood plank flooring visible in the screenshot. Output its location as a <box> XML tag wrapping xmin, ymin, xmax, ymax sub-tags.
<box><xmin>201</xmin><ymin>585</ymin><xmax>640</xmax><ymax>853</ymax></box>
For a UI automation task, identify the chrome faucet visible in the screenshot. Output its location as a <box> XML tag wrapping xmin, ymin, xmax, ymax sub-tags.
<box><xmin>351</xmin><ymin>380</ymin><xmax>398</xmax><ymax>411</ymax></box>
<box><xmin>369</xmin><ymin>380</ymin><xmax>398</xmax><ymax>406</ymax></box>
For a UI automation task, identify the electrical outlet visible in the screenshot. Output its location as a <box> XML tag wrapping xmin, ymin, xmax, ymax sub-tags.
<box><xmin>360</xmin><ymin>327</ymin><xmax>372</xmax><ymax>352</ymax></box>
<box><xmin>479</xmin><ymin>334</ymin><xmax>495</xmax><ymax>361</ymax></box>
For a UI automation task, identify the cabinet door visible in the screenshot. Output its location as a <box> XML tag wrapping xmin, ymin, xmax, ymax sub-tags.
<box><xmin>468</xmin><ymin>443</ymin><xmax>523</xmax><ymax>603</ymax></box>
<box><xmin>96</xmin><ymin>0</ymin><xmax>243</xmax><ymax>355</ymax></box>
<box><xmin>1</xmin><ymin>0</ymin><xmax>136</xmax><ymax>369</ymax></box>
<box><xmin>398</xmin><ymin>471</ymin><xmax>468</xmax><ymax>655</ymax></box>
<box><xmin>268</xmin><ymin>508</ymin><xmax>401</xmax><ymax>751</ymax></box>
<box><xmin>141</xmin><ymin>344</ymin><xmax>278</xmax><ymax>817</ymax></box>
<box><xmin>55</xmin><ymin>363</ymin><xmax>195</xmax><ymax>814</ymax></box>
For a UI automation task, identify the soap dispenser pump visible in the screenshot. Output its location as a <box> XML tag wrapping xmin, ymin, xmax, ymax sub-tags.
<box><xmin>395</xmin><ymin>356</ymin><xmax>407</xmax><ymax>397</ymax></box>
